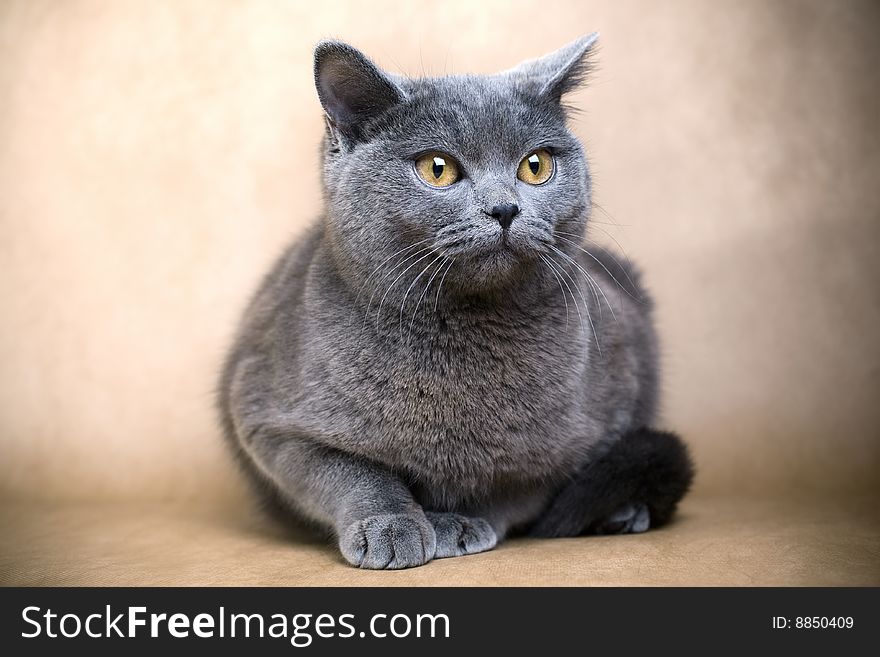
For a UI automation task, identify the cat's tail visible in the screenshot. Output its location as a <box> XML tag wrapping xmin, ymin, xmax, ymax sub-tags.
<box><xmin>528</xmin><ymin>428</ymin><xmax>694</xmax><ymax>537</ymax></box>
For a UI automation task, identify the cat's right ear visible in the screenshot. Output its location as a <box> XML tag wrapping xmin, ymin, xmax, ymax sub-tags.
<box><xmin>504</xmin><ymin>33</ymin><xmax>599</xmax><ymax>103</ymax></box>
<box><xmin>314</xmin><ymin>41</ymin><xmax>405</xmax><ymax>141</ymax></box>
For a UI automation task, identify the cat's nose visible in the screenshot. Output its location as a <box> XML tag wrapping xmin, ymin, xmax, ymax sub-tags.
<box><xmin>490</xmin><ymin>203</ymin><xmax>520</xmax><ymax>230</ymax></box>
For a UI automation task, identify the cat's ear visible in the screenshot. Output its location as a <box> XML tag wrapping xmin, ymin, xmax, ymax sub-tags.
<box><xmin>505</xmin><ymin>33</ymin><xmax>599</xmax><ymax>102</ymax></box>
<box><xmin>314</xmin><ymin>40</ymin><xmax>405</xmax><ymax>138</ymax></box>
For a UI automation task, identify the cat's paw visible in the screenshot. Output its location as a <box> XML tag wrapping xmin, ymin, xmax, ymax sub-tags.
<box><xmin>339</xmin><ymin>513</ymin><xmax>436</xmax><ymax>569</ymax></box>
<box><xmin>592</xmin><ymin>503</ymin><xmax>651</xmax><ymax>535</ymax></box>
<box><xmin>425</xmin><ymin>512</ymin><xmax>497</xmax><ymax>559</ymax></box>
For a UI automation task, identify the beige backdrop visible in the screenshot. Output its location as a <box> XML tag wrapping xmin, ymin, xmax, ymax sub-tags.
<box><xmin>1</xmin><ymin>0</ymin><xmax>878</xmax><ymax>585</ymax></box>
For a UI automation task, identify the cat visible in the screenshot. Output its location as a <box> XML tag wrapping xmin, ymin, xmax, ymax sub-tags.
<box><xmin>217</xmin><ymin>34</ymin><xmax>693</xmax><ymax>569</ymax></box>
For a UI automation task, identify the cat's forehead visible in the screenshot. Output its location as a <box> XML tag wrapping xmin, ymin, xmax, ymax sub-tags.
<box><xmin>386</xmin><ymin>74</ymin><xmax>570</xmax><ymax>160</ymax></box>
<box><xmin>402</xmin><ymin>74</ymin><xmax>523</xmax><ymax>105</ymax></box>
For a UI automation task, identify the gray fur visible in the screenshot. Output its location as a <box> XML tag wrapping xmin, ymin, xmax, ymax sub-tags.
<box><xmin>218</xmin><ymin>34</ymin><xmax>686</xmax><ymax>569</ymax></box>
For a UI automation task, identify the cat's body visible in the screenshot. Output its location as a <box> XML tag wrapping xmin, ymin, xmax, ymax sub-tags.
<box><xmin>218</xmin><ymin>35</ymin><xmax>693</xmax><ymax>568</ymax></box>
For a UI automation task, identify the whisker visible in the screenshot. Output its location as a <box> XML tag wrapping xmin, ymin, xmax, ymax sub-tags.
<box><xmin>583</xmin><ymin>230</ymin><xmax>637</xmax><ymax>310</ymax></box>
<box><xmin>538</xmin><ymin>254</ymin><xmax>569</xmax><ymax>330</ymax></box>
<box><xmin>554</xmin><ymin>234</ymin><xmax>642</xmax><ymax>304</ymax></box>
<box><xmin>549</xmin><ymin>243</ymin><xmax>616</xmax><ymax>322</ymax></box>
<box><xmin>409</xmin><ymin>255</ymin><xmax>448</xmax><ymax>339</ymax></box>
<box><xmin>434</xmin><ymin>258</ymin><xmax>455</xmax><ymax>312</ymax></box>
<box><xmin>556</xmin><ymin>253</ymin><xmax>600</xmax><ymax>356</ymax></box>
<box><xmin>376</xmin><ymin>249</ymin><xmax>438</xmax><ymax>334</ymax></box>
<box><xmin>552</xmin><ymin>242</ymin><xmax>603</xmax><ymax>319</ymax></box>
<box><xmin>436</xmin><ymin>219</ymin><xmax>478</xmax><ymax>239</ymax></box>
<box><xmin>347</xmin><ymin>235</ymin><xmax>434</xmax><ymax>330</ymax></box>
<box><xmin>362</xmin><ymin>236</ymin><xmax>435</xmax><ymax>290</ymax></box>
<box><xmin>362</xmin><ymin>245</ymin><xmax>436</xmax><ymax>335</ymax></box>
<box><xmin>399</xmin><ymin>253</ymin><xmax>445</xmax><ymax>336</ymax></box>
<box><xmin>585</xmin><ymin>238</ymin><xmax>641</xmax><ymax>300</ymax></box>
<box><xmin>592</xmin><ymin>201</ymin><xmax>631</xmax><ymax>227</ymax></box>
<box><xmin>556</xmin><ymin>228</ymin><xmax>640</xmax><ymax>294</ymax></box>
<box><xmin>586</xmin><ymin>224</ymin><xmax>631</xmax><ymax>262</ymax></box>
<box><xmin>541</xmin><ymin>253</ymin><xmax>595</xmax><ymax>358</ymax></box>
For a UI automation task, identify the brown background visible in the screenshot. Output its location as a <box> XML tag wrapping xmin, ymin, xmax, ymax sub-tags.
<box><xmin>1</xmin><ymin>0</ymin><xmax>878</xmax><ymax>585</ymax></box>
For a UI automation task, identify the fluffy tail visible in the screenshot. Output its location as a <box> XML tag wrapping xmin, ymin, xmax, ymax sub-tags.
<box><xmin>529</xmin><ymin>428</ymin><xmax>694</xmax><ymax>537</ymax></box>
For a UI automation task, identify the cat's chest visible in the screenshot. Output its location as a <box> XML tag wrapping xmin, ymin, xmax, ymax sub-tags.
<box><xmin>354</xmin><ymin>314</ymin><xmax>576</xmax><ymax>415</ymax></box>
<box><xmin>303</xmin><ymin>311</ymin><xmax>589</xmax><ymax>487</ymax></box>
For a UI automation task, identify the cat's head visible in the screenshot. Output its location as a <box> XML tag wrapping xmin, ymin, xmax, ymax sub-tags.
<box><xmin>313</xmin><ymin>35</ymin><xmax>598</xmax><ymax>295</ymax></box>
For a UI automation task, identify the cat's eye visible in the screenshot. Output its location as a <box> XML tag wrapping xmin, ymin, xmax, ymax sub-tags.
<box><xmin>415</xmin><ymin>152</ymin><xmax>460</xmax><ymax>188</ymax></box>
<box><xmin>517</xmin><ymin>149</ymin><xmax>554</xmax><ymax>185</ymax></box>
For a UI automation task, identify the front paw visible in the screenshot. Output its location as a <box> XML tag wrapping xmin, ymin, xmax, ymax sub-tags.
<box><xmin>426</xmin><ymin>512</ymin><xmax>497</xmax><ymax>559</ymax></box>
<box><xmin>339</xmin><ymin>513</ymin><xmax>437</xmax><ymax>569</ymax></box>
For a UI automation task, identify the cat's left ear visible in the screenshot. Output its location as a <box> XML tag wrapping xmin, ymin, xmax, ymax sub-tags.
<box><xmin>505</xmin><ymin>33</ymin><xmax>599</xmax><ymax>102</ymax></box>
<box><xmin>314</xmin><ymin>40</ymin><xmax>405</xmax><ymax>139</ymax></box>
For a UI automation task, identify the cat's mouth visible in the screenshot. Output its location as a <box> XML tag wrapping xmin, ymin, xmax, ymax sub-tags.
<box><xmin>451</xmin><ymin>233</ymin><xmax>540</xmax><ymax>277</ymax></box>
<box><xmin>459</xmin><ymin>233</ymin><xmax>521</xmax><ymax>259</ymax></box>
<box><xmin>487</xmin><ymin>228</ymin><xmax>540</xmax><ymax>258</ymax></box>
<box><xmin>438</xmin><ymin>224</ymin><xmax>547</xmax><ymax>268</ymax></box>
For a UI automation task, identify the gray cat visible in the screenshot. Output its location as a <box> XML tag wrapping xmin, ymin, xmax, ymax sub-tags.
<box><xmin>217</xmin><ymin>34</ymin><xmax>693</xmax><ymax>569</ymax></box>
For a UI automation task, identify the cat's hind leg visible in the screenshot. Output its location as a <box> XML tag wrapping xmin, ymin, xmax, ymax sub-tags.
<box><xmin>529</xmin><ymin>428</ymin><xmax>694</xmax><ymax>537</ymax></box>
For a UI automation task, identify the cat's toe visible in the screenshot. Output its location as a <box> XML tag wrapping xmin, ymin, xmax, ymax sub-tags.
<box><xmin>339</xmin><ymin>513</ymin><xmax>436</xmax><ymax>569</ymax></box>
<box><xmin>592</xmin><ymin>503</ymin><xmax>651</xmax><ymax>535</ymax></box>
<box><xmin>426</xmin><ymin>512</ymin><xmax>497</xmax><ymax>559</ymax></box>
<box><xmin>630</xmin><ymin>504</ymin><xmax>650</xmax><ymax>533</ymax></box>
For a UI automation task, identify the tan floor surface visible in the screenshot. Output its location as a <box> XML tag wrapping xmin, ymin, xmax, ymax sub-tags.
<box><xmin>2</xmin><ymin>494</ymin><xmax>877</xmax><ymax>586</ymax></box>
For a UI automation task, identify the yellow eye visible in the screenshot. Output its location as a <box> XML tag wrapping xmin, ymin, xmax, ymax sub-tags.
<box><xmin>517</xmin><ymin>149</ymin><xmax>554</xmax><ymax>185</ymax></box>
<box><xmin>415</xmin><ymin>152</ymin><xmax>460</xmax><ymax>187</ymax></box>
